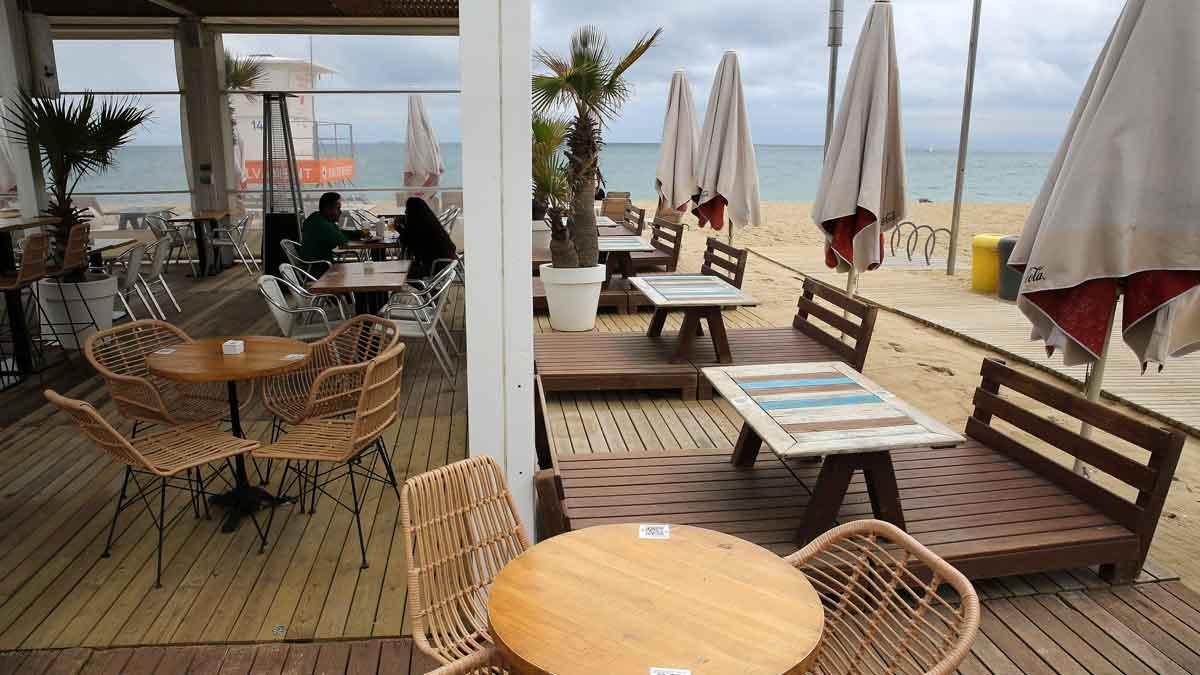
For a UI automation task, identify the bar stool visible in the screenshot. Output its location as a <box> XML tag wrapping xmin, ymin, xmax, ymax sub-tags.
<box><xmin>0</xmin><ymin>233</ymin><xmax>72</xmax><ymax>377</ymax></box>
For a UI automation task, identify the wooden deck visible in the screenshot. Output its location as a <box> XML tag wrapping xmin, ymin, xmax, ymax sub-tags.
<box><xmin>0</xmin><ymin>268</ymin><xmax>466</xmax><ymax>651</ymax></box>
<box><xmin>752</xmin><ymin>244</ymin><xmax>1200</xmax><ymax>435</ymax></box>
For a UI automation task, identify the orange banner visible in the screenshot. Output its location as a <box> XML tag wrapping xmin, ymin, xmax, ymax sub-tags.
<box><xmin>241</xmin><ymin>158</ymin><xmax>356</xmax><ymax>186</ymax></box>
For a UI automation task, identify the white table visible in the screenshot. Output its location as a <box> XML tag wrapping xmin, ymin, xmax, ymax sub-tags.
<box><xmin>631</xmin><ymin>274</ymin><xmax>757</xmax><ymax>363</ymax></box>
<box><xmin>703</xmin><ymin>361</ymin><xmax>963</xmax><ymax>544</ymax></box>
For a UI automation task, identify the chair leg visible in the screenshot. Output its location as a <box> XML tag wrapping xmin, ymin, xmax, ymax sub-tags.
<box><xmin>261</xmin><ymin>460</ymin><xmax>290</xmax><ymax>553</ymax></box>
<box><xmin>376</xmin><ymin>437</ymin><xmax>402</xmax><ymax>503</ymax></box>
<box><xmin>155</xmin><ymin>476</ymin><xmax>166</xmax><ymax>588</ymax></box>
<box><xmin>102</xmin><ymin>467</ymin><xmax>132</xmax><ymax>558</ymax></box>
<box><xmin>187</xmin><ymin>468</ymin><xmax>200</xmax><ymax>518</ymax></box>
<box><xmin>346</xmin><ymin>462</ymin><xmax>369</xmax><ymax>569</ymax></box>
<box><xmin>424</xmin><ymin>329</ymin><xmax>455</xmax><ymax>382</ymax></box>
<box><xmin>118</xmin><ymin>292</ymin><xmax>137</xmax><ymax>322</ymax></box>
<box><xmin>159</xmin><ymin>277</ymin><xmax>182</xmax><ymax>312</ymax></box>
<box><xmin>141</xmin><ymin>279</ymin><xmax>167</xmax><ymax>320</ymax></box>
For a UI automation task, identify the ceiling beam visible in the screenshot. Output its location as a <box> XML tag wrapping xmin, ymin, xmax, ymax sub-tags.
<box><xmin>144</xmin><ymin>0</ymin><xmax>193</xmax><ymax>16</ymax></box>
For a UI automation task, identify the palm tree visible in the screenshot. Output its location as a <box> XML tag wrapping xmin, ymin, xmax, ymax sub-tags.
<box><xmin>532</xmin><ymin>112</ymin><xmax>569</xmax><ymax>218</ymax></box>
<box><xmin>532</xmin><ymin>26</ymin><xmax>661</xmax><ymax>268</ymax></box>
<box><xmin>224</xmin><ymin>51</ymin><xmax>267</xmax><ymax>91</ymax></box>
<box><xmin>3</xmin><ymin>92</ymin><xmax>152</xmax><ymax>278</ymax></box>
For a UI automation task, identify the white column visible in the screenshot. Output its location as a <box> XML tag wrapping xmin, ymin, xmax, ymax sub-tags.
<box><xmin>0</xmin><ymin>0</ymin><xmax>47</xmax><ymax>217</ymax></box>
<box><xmin>175</xmin><ymin>19</ymin><xmax>230</xmax><ymax>214</ymax></box>
<box><xmin>459</xmin><ymin>0</ymin><xmax>535</xmax><ymax>529</ymax></box>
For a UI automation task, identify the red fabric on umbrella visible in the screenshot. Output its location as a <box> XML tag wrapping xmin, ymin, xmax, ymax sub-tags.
<box><xmin>822</xmin><ymin>206</ymin><xmax>884</xmax><ymax>271</ymax></box>
<box><xmin>693</xmin><ymin>195</ymin><xmax>727</xmax><ymax>231</ymax></box>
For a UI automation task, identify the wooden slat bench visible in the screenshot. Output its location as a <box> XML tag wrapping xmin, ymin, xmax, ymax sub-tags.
<box><xmin>535</xmin><ymin>277</ymin><xmax>878</xmax><ymax>400</ymax></box>
<box><xmin>534</xmin><ymin>359</ymin><xmax>1184</xmax><ymax>583</ymax></box>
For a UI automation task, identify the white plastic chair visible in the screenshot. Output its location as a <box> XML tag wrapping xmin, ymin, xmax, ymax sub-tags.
<box><xmin>139</xmin><ymin>236</ymin><xmax>181</xmax><ymax>319</ymax></box>
<box><xmin>212</xmin><ymin>215</ymin><xmax>260</xmax><ymax>276</ymax></box>
<box><xmin>257</xmin><ymin>275</ymin><xmax>341</xmax><ymax>341</ymax></box>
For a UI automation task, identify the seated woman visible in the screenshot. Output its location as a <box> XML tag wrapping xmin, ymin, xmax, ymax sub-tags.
<box><xmin>402</xmin><ymin>197</ymin><xmax>457</xmax><ymax>279</ymax></box>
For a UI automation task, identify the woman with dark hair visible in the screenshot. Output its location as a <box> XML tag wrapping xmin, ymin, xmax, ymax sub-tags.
<box><xmin>402</xmin><ymin>197</ymin><xmax>457</xmax><ymax>279</ymax></box>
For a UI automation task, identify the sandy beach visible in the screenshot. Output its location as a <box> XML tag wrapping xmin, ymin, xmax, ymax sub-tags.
<box><xmin>640</xmin><ymin>199</ymin><xmax>1200</xmax><ymax>587</ymax></box>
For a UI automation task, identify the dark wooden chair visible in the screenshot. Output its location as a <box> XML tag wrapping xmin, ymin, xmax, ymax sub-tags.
<box><xmin>601</xmin><ymin>193</ymin><xmax>630</xmax><ymax>221</ymax></box>
<box><xmin>791</xmin><ymin>276</ymin><xmax>877</xmax><ymax>372</ymax></box>
<box><xmin>621</xmin><ymin>205</ymin><xmax>646</xmax><ymax>236</ymax></box>
<box><xmin>631</xmin><ymin>218</ymin><xmax>684</xmax><ymax>273</ymax></box>
<box><xmin>700</xmin><ymin>237</ymin><xmax>749</xmax><ymax>288</ymax></box>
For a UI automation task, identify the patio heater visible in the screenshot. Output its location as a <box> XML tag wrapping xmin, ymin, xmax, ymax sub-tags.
<box><xmin>260</xmin><ymin>92</ymin><xmax>305</xmax><ymax>276</ymax></box>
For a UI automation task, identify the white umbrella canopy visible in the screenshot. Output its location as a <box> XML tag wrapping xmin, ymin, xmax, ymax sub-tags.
<box><xmin>655</xmin><ymin>69</ymin><xmax>700</xmax><ymax>216</ymax></box>
<box><xmin>1008</xmin><ymin>0</ymin><xmax>1200</xmax><ymax>370</ymax></box>
<box><xmin>692</xmin><ymin>51</ymin><xmax>761</xmax><ymax>236</ymax></box>
<box><xmin>403</xmin><ymin>95</ymin><xmax>445</xmax><ymax>201</ymax></box>
<box><xmin>812</xmin><ymin>0</ymin><xmax>906</xmax><ymax>285</ymax></box>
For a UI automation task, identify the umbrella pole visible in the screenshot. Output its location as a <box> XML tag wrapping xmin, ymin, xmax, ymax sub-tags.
<box><xmin>825</xmin><ymin>0</ymin><xmax>844</xmax><ymax>153</ymax></box>
<box><xmin>947</xmin><ymin>0</ymin><xmax>984</xmax><ymax>277</ymax></box>
<box><xmin>1076</xmin><ymin>299</ymin><xmax>1117</xmax><ymax>475</ymax></box>
<box><xmin>845</xmin><ymin>267</ymin><xmax>859</xmax><ymax>298</ymax></box>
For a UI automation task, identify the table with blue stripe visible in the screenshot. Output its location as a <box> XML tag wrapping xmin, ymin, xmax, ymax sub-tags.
<box><xmin>629</xmin><ymin>275</ymin><xmax>757</xmax><ymax>364</ymax></box>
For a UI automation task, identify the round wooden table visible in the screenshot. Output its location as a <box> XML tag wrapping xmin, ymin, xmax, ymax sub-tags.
<box><xmin>488</xmin><ymin>524</ymin><xmax>825</xmax><ymax>675</ymax></box>
<box><xmin>147</xmin><ymin>336</ymin><xmax>311</xmax><ymax>532</ymax></box>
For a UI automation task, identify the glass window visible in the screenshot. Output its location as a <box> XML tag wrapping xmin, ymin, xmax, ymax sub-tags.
<box><xmin>52</xmin><ymin>39</ymin><xmax>180</xmax><ymax>92</ymax></box>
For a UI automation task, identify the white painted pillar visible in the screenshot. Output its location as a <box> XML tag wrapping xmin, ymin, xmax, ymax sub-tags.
<box><xmin>0</xmin><ymin>0</ymin><xmax>47</xmax><ymax>218</ymax></box>
<box><xmin>459</xmin><ymin>0</ymin><xmax>535</xmax><ymax>529</ymax></box>
<box><xmin>175</xmin><ymin>19</ymin><xmax>230</xmax><ymax>214</ymax></box>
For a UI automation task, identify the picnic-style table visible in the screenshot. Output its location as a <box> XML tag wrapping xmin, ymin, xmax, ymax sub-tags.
<box><xmin>169</xmin><ymin>209</ymin><xmax>231</xmax><ymax>277</ymax></box>
<box><xmin>309</xmin><ymin>260</ymin><xmax>411</xmax><ymax>315</ymax></box>
<box><xmin>703</xmin><ymin>361</ymin><xmax>963</xmax><ymax>545</ymax></box>
<box><xmin>598</xmin><ymin>234</ymin><xmax>655</xmax><ymax>282</ymax></box>
<box><xmin>632</xmin><ymin>274</ymin><xmax>757</xmax><ymax>364</ymax></box>
<box><xmin>147</xmin><ymin>336</ymin><xmax>311</xmax><ymax>532</ymax></box>
<box><xmin>488</xmin><ymin>523</ymin><xmax>824</xmax><ymax>674</ymax></box>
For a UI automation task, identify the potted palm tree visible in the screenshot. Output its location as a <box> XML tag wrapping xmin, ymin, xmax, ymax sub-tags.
<box><xmin>532</xmin><ymin>112</ymin><xmax>568</xmax><ymax>248</ymax></box>
<box><xmin>532</xmin><ymin>26</ymin><xmax>661</xmax><ymax>331</ymax></box>
<box><xmin>4</xmin><ymin>92</ymin><xmax>152</xmax><ymax>346</ymax></box>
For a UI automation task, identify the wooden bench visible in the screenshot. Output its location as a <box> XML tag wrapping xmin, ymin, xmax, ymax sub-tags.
<box><xmin>534</xmin><ymin>359</ymin><xmax>1184</xmax><ymax>583</ymax></box>
<box><xmin>534</xmin><ymin>332</ymin><xmax>702</xmax><ymax>398</ymax></box>
<box><xmin>631</xmin><ymin>218</ymin><xmax>683</xmax><ymax>273</ymax></box>
<box><xmin>628</xmin><ymin>237</ymin><xmax>750</xmax><ymax>310</ymax></box>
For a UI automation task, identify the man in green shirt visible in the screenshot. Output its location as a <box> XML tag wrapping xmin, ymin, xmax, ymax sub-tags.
<box><xmin>299</xmin><ymin>191</ymin><xmax>349</xmax><ymax>273</ymax></box>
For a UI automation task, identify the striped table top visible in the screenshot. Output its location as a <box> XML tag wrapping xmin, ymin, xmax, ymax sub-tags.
<box><xmin>628</xmin><ymin>274</ymin><xmax>757</xmax><ymax>307</ymax></box>
<box><xmin>703</xmin><ymin>362</ymin><xmax>963</xmax><ymax>458</ymax></box>
<box><xmin>597</xmin><ymin>235</ymin><xmax>655</xmax><ymax>252</ymax></box>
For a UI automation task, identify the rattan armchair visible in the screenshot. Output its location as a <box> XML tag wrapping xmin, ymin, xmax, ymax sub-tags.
<box><xmin>44</xmin><ymin>389</ymin><xmax>261</xmax><ymax>587</ymax></box>
<box><xmin>400</xmin><ymin>455</ymin><xmax>531</xmax><ymax>669</ymax></box>
<box><xmin>424</xmin><ymin>646</ymin><xmax>508</xmax><ymax>675</ymax></box>
<box><xmin>84</xmin><ymin>320</ymin><xmax>254</xmax><ymax>433</ymax></box>
<box><xmin>784</xmin><ymin>520</ymin><xmax>980</xmax><ymax>675</ymax></box>
<box><xmin>254</xmin><ymin>342</ymin><xmax>406</xmax><ymax>567</ymax></box>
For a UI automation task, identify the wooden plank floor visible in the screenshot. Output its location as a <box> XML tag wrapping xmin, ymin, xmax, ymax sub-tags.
<box><xmin>0</xmin><ymin>267</ymin><xmax>466</xmax><ymax>651</ymax></box>
<box><xmin>751</xmin><ymin>245</ymin><xmax>1200</xmax><ymax>435</ymax></box>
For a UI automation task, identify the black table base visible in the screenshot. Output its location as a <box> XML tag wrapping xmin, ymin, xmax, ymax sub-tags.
<box><xmin>211</xmin><ymin>380</ymin><xmax>289</xmax><ymax>533</ymax></box>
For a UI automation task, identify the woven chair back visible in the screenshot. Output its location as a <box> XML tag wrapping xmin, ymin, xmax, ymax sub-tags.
<box><xmin>400</xmin><ymin>455</ymin><xmax>532</xmax><ymax>664</ymax></box>
<box><xmin>44</xmin><ymin>389</ymin><xmax>152</xmax><ymax>471</ymax></box>
<box><xmin>786</xmin><ymin>520</ymin><xmax>980</xmax><ymax>675</ymax></box>
<box><xmin>13</xmin><ymin>232</ymin><xmax>49</xmax><ymax>286</ymax></box>
<box><xmin>330</xmin><ymin>314</ymin><xmax>401</xmax><ymax>367</ymax></box>
<box><xmin>86</xmin><ymin>319</ymin><xmax>190</xmax><ymax>382</ymax></box>
<box><xmin>350</xmin><ymin>342</ymin><xmax>406</xmax><ymax>453</ymax></box>
<box><xmin>59</xmin><ymin>223</ymin><xmax>91</xmax><ymax>273</ymax></box>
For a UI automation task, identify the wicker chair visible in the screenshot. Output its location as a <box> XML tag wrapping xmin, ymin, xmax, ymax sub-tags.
<box><xmin>262</xmin><ymin>314</ymin><xmax>401</xmax><ymax>432</ymax></box>
<box><xmin>44</xmin><ymin>389</ymin><xmax>261</xmax><ymax>587</ymax></box>
<box><xmin>254</xmin><ymin>342</ymin><xmax>406</xmax><ymax>567</ymax></box>
<box><xmin>83</xmin><ymin>320</ymin><xmax>254</xmax><ymax>433</ymax></box>
<box><xmin>400</xmin><ymin>455</ymin><xmax>531</xmax><ymax>670</ymax></box>
<box><xmin>785</xmin><ymin>520</ymin><xmax>980</xmax><ymax>675</ymax></box>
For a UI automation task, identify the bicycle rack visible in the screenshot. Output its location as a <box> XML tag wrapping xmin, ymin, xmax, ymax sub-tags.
<box><xmin>890</xmin><ymin>219</ymin><xmax>951</xmax><ymax>266</ymax></box>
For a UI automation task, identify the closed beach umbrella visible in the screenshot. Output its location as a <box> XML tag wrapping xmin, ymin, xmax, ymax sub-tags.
<box><xmin>404</xmin><ymin>95</ymin><xmax>445</xmax><ymax>203</ymax></box>
<box><xmin>693</xmin><ymin>50</ymin><xmax>761</xmax><ymax>240</ymax></box>
<box><xmin>1008</xmin><ymin>0</ymin><xmax>1200</xmax><ymax>468</ymax></box>
<box><xmin>655</xmin><ymin>69</ymin><xmax>700</xmax><ymax>217</ymax></box>
<box><xmin>812</xmin><ymin>0</ymin><xmax>906</xmax><ymax>296</ymax></box>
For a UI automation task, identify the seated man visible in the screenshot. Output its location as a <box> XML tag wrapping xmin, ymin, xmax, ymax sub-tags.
<box><xmin>299</xmin><ymin>191</ymin><xmax>349</xmax><ymax>272</ymax></box>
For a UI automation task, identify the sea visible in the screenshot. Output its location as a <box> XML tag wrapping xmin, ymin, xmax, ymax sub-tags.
<box><xmin>75</xmin><ymin>142</ymin><xmax>1053</xmax><ymax>205</ymax></box>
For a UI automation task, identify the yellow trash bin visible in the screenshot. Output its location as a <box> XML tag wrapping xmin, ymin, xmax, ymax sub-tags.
<box><xmin>971</xmin><ymin>233</ymin><xmax>1006</xmax><ymax>293</ymax></box>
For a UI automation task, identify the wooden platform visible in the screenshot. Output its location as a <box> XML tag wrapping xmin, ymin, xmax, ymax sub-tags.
<box><xmin>531</xmin><ymin>278</ymin><xmax>629</xmax><ymax>314</ymax></box>
<box><xmin>8</xmin><ymin>576</ymin><xmax>1200</xmax><ymax>674</ymax></box>
<box><xmin>548</xmin><ymin>445</ymin><xmax>1141</xmax><ymax>577</ymax></box>
<box><xmin>0</xmin><ymin>269</ymin><xmax>466</xmax><ymax>651</ymax></box>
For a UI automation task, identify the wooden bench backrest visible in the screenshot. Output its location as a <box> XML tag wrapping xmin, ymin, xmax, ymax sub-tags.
<box><xmin>966</xmin><ymin>358</ymin><xmax>1184</xmax><ymax>569</ymax></box>
<box><xmin>792</xmin><ymin>277</ymin><xmax>878</xmax><ymax>372</ymax></box>
<box><xmin>601</xmin><ymin>194</ymin><xmax>630</xmax><ymax>220</ymax></box>
<box><xmin>622</xmin><ymin>205</ymin><xmax>646</xmax><ymax>236</ymax></box>
<box><xmin>649</xmin><ymin>218</ymin><xmax>685</xmax><ymax>271</ymax></box>
<box><xmin>701</xmin><ymin>237</ymin><xmax>749</xmax><ymax>288</ymax></box>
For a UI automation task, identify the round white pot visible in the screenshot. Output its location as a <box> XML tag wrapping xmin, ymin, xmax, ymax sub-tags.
<box><xmin>540</xmin><ymin>263</ymin><xmax>606</xmax><ymax>332</ymax></box>
<box><xmin>37</xmin><ymin>273</ymin><xmax>119</xmax><ymax>350</ymax></box>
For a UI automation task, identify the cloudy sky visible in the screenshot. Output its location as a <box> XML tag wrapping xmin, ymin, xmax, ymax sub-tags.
<box><xmin>52</xmin><ymin>0</ymin><xmax>1123</xmax><ymax>151</ymax></box>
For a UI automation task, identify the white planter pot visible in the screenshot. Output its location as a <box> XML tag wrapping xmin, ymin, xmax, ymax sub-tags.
<box><xmin>37</xmin><ymin>274</ymin><xmax>118</xmax><ymax>350</ymax></box>
<box><xmin>540</xmin><ymin>263</ymin><xmax>606</xmax><ymax>332</ymax></box>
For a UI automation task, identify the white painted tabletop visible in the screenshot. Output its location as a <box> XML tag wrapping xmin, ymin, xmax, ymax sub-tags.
<box><xmin>629</xmin><ymin>274</ymin><xmax>757</xmax><ymax>308</ymax></box>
